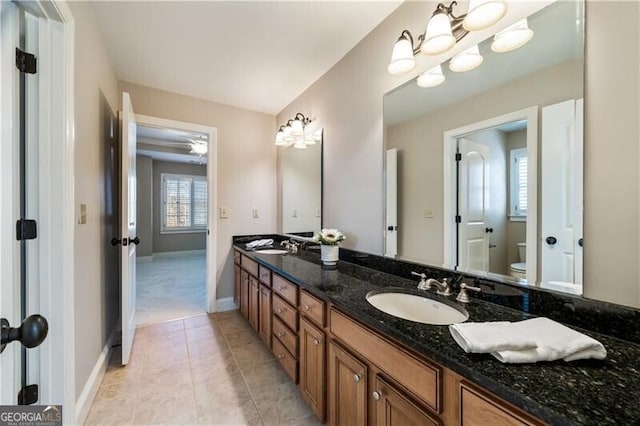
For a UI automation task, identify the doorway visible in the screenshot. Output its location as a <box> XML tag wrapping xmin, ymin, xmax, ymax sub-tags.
<box><xmin>135</xmin><ymin>123</ymin><xmax>210</xmax><ymax>326</ymax></box>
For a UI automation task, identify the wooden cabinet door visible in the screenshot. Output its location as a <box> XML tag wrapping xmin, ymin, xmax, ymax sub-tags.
<box><xmin>372</xmin><ymin>375</ymin><xmax>440</xmax><ymax>426</ymax></box>
<box><xmin>259</xmin><ymin>285</ymin><xmax>272</xmax><ymax>348</ymax></box>
<box><xmin>328</xmin><ymin>342</ymin><xmax>367</xmax><ymax>426</ymax></box>
<box><xmin>300</xmin><ymin>318</ymin><xmax>325</xmax><ymax>422</ymax></box>
<box><xmin>240</xmin><ymin>270</ymin><xmax>249</xmax><ymax>319</ymax></box>
<box><xmin>249</xmin><ymin>276</ymin><xmax>260</xmax><ymax>331</ymax></box>
<box><xmin>234</xmin><ymin>265</ymin><xmax>240</xmax><ymax>306</ymax></box>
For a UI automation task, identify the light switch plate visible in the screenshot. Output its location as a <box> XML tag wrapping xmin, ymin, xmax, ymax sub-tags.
<box><xmin>78</xmin><ymin>204</ymin><xmax>87</xmax><ymax>225</ymax></box>
<box><xmin>424</xmin><ymin>209</ymin><xmax>434</xmax><ymax>219</ymax></box>
<box><xmin>219</xmin><ymin>207</ymin><xmax>228</xmax><ymax>219</ymax></box>
<box><xmin>293</xmin><ymin>209</ymin><xmax>298</xmax><ymax>218</ymax></box>
<box><xmin>253</xmin><ymin>208</ymin><xmax>259</xmax><ymax>219</ymax></box>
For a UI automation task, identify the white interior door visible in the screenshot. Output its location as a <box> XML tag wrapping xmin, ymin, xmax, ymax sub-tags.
<box><xmin>385</xmin><ymin>148</ymin><xmax>398</xmax><ymax>258</ymax></box>
<box><xmin>541</xmin><ymin>99</ymin><xmax>583</xmax><ymax>287</ymax></box>
<box><xmin>120</xmin><ymin>92</ymin><xmax>137</xmax><ymax>365</ymax></box>
<box><xmin>458</xmin><ymin>138</ymin><xmax>490</xmax><ymax>273</ymax></box>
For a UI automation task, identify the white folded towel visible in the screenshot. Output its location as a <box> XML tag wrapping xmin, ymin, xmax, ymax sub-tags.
<box><xmin>449</xmin><ymin>321</ymin><xmax>537</xmax><ymax>354</ymax></box>
<box><xmin>491</xmin><ymin>317</ymin><xmax>607</xmax><ymax>363</ymax></box>
<box><xmin>449</xmin><ymin>317</ymin><xmax>607</xmax><ymax>364</ymax></box>
<box><xmin>245</xmin><ymin>239</ymin><xmax>274</xmax><ymax>249</ymax></box>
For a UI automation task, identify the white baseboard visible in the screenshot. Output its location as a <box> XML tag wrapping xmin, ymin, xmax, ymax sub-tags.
<box><xmin>137</xmin><ymin>256</ymin><xmax>153</xmax><ymax>263</ymax></box>
<box><xmin>153</xmin><ymin>249</ymin><xmax>206</xmax><ymax>259</ymax></box>
<box><xmin>216</xmin><ymin>297</ymin><xmax>237</xmax><ymax>312</ymax></box>
<box><xmin>75</xmin><ymin>328</ymin><xmax>117</xmax><ymax>425</ymax></box>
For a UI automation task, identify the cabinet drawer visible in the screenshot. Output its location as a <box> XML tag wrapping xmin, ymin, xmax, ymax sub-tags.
<box><xmin>460</xmin><ymin>382</ymin><xmax>542</xmax><ymax>426</ymax></box>
<box><xmin>273</xmin><ymin>294</ymin><xmax>298</xmax><ymax>332</ymax></box>
<box><xmin>273</xmin><ymin>274</ymin><xmax>299</xmax><ymax>307</ymax></box>
<box><xmin>273</xmin><ymin>336</ymin><xmax>298</xmax><ymax>383</ymax></box>
<box><xmin>273</xmin><ymin>316</ymin><xmax>298</xmax><ymax>357</ymax></box>
<box><xmin>330</xmin><ymin>308</ymin><xmax>441</xmax><ymax>413</ymax></box>
<box><xmin>241</xmin><ymin>255</ymin><xmax>258</xmax><ymax>277</ymax></box>
<box><xmin>374</xmin><ymin>375</ymin><xmax>441</xmax><ymax>426</ymax></box>
<box><xmin>259</xmin><ymin>265</ymin><xmax>272</xmax><ymax>287</ymax></box>
<box><xmin>234</xmin><ymin>250</ymin><xmax>241</xmax><ymax>265</ymax></box>
<box><xmin>300</xmin><ymin>290</ymin><xmax>325</xmax><ymax>327</ymax></box>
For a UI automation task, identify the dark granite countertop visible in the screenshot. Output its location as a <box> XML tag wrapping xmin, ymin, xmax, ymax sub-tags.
<box><xmin>236</xmin><ymin>244</ymin><xmax>640</xmax><ymax>425</ymax></box>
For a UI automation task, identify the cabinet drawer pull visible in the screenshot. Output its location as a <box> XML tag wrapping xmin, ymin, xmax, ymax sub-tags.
<box><xmin>353</xmin><ymin>374</ymin><xmax>361</xmax><ymax>383</ymax></box>
<box><xmin>313</xmin><ymin>338</ymin><xmax>321</xmax><ymax>346</ymax></box>
<box><xmin>278</xmin><ymin>286</ymin><xmax>285</xmax><ymax>291</ymax></box>
<box><xmin>304</xmin><ymin>304</ymin><xmax>312</xmax><ymax>311</ymax></box>
<box><xmin>372</xmin><ymin>391</ymin><xmax>382</xmax><ymax>401</ymax></box>
<box><xmin>277</xmin><ymin>308</ymin><xmax>284</xmax><ymax>314</ymax></box>
<box><xmin>277</xmin><ymin>332</ymin><xmax>285</xmax><ymax>337</ymax></box>
<box><xmin>277</xmin><ymin>354</ymin><xmax>285</xmax><ymax>359</ymax></box>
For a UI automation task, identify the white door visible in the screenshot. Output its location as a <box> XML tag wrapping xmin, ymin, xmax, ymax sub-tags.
<box><xmin>385</xmin><ymin>148</ymin><xmax>398</xmax><ymax>257</ymax></box>
<box><xmin>120</xmin><ymin>92</ymin><xmax>137</xmax><ymax>365</ymax></box>
<box><xmin>458</xmin><ymin>138</ymin><xmax>490</xmax><ymax>273</ymax></box>
<box><xmin>541</xmin><ymin>99</ymin><xmax>583</xmax><ymax>288</ymax></box>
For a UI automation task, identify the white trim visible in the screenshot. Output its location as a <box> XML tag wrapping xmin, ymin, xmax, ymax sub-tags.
<box><xmin>74</xmin><ymin>329</ymin><xmax>116</xmax><ymax>425</ymax></box>
<box><xmin>133</xmin><ymin>114</ymin><xmax>218</xmax><ymax>314</ymax></box>
<box><xmin>216</xmin><ymin>297</ymin><xmax>237</xmax><ymax>312</ymax></box>
<box><xmin>443</xmin><ymin>106</ymin><xmax>538</xmax><ymax>285</ymax></box>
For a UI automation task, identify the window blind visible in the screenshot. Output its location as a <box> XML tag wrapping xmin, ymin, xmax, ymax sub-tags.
<box><xmin>162</xmin><ymin>174</ymin><xmax>207</xmax><ymax>231</ymax></box>
<box><xmin>510</xmin><ymin>148</ymin><xmax>528</xmax><ymax>217</ymax></box>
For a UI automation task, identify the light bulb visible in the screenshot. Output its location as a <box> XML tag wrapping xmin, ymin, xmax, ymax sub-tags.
<box><xmin>417</xmin><ymin>65</ymin><xmax>445</xmax><ymax>88</ymax></box>
<box><xmin>449</xmin><ymin>44</ymin><xmax>483</xmax><ymax>72</ymax></box>
<box><xmin>463</xmin><ymin>0</ymin><xmax>507</xmax><ymax>31</ymax></box>
<box><xmin>421</xmin><ymin>11</ymin><xmax>455</xmax><ymax>55</ymax></box>
<box><xmin>388</xmin><ymin>35</ymin><xmax>416</xmax><ymax>75</ymax></box>
<box><xmin>491</xmin><ymin>19</ymin><xmax>534</xmax><ymax>53</ymax></box>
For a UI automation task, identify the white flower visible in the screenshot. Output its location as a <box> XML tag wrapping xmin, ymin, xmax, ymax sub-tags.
<box><xmin>314</xmin><ymin>228</ymin><xmax>346</xmax><ymax>245</ymax></box>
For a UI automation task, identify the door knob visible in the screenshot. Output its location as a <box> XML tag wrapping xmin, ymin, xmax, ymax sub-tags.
<box><xmin>578</xmin><ymin>238</ymin><xmax>583</xmax><ymax>247</ymax></box>
<box><xmin>372</xmin><ymin>391</ymin><xmax>382</xmax><ymax>401</ymax></box>
<box><xmin>485</xmin><ymin>227</ymin><xmax>494</xmax><ymax>233</ymax></box>
<box><xmin>128</xmin><ymin>237</ymin><xmax>140</xmax><ymax>245</ymax></box>
<box><xmin>1</xmin><ymin>315</ymin><xmax>48</xmax><ymax>354</ymax></box>
<box><xmin>110</xmin><ymin>237</ymin><xmax>121</xmax><ymax>246</ymax></box>
<box><xmin>546</xmin><ymin>236</ymin><xmax>557</xmax><ymax>245</ymax></box>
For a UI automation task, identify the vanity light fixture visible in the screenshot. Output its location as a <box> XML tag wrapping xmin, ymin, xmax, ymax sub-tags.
<box><xmin>491</xmin><ymin>18</ymin><xmax>534</xmax><ymax>53</ymax></box>
<box><xmin>449</xmin><ymin>44</ymin><xmax>483</xmax><ymax>72</ymax></box>
<box><xmin>190</xmin><ymin>138</ymin><xmax>208</xmax><ymax>155</ymax></box>
<box><xmin>388</xmin><ymin>0</ymin><xmax>507</xmax><ymax>73</ymax></box>
<box><xmin>417</xmin><ymin>65</ymin><xmax>446</xmax><ymax>88</ymax></box>
<box><xmin>275</xmin><ymin>113</ymin><xmax>314</xmax><ymax>148</ymax></box>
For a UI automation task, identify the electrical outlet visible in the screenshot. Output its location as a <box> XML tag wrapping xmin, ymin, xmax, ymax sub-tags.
<box><xmin>253</xmin><ymin>208</ymin><xmax>259</xmax><ymax>219</ymax></box>
<box><xmin>424</xmin><ymin>209</ymin><xmax>434</xmax><ymax>219</ymax></box>
<box><xmin>292</xmin><ymin>209</ymin><xmax>298</xmax><ymax>218</ymax></box>
<box><xmin>219</xmin><ymin>207</ymin><xmax>228</xmax><ymax>219</ymax></box>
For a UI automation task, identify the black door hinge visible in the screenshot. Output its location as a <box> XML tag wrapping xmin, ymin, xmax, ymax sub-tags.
<box><xmin>16</xmin><ymin>219</ymin><xmax>37</xmax><ymax>240</ymax></box>
<box><xmin>18</xmin><ymin>384</ymin><xmax>38</xmax><ymax>405</ymax></box>
<box><xmin>16</xmin><ymin>48</ymin><xmax>37</xmax><ymax>74</ymax></box>
<box><xmin>455</xmin><ymin>215</ymin><xmax>461</xmax><ymax>224</ymax></box>
<box><xmin>455</xmin><ymin>153</ymin><xmax>462</xmax><ymax>161</ymax></box>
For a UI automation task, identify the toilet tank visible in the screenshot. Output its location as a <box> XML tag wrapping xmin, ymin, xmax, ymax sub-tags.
<box><xmin>517</xmin><ymin>243</ymin><xmax>526</xmax><ymax>262</ymax></box>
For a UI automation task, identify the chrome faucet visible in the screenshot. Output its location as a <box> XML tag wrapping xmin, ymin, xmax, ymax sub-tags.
<box><xmin>425</xmin><ymin>278</ymin><xmax>452</xmax><ymax>296</ymax></box>
<box><xmin>411</xmin><ymin>272</ymin><xmax>429</xmax><ymax>290</ymax></box>
<box><xmin>456</xmin><ymin>282</ymin><xmax>482</xmax><ymax>303</ymax></box>
<box><xmin>280</xmin><ymin>240</ymin><xmax>299</xmax><ymax>254</ymax></box>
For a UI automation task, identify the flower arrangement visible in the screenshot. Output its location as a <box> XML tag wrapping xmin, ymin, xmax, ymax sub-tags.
<box><xmin>313</xmin><ymin>228</ymin><xmax>346</xmax><ymax>246</ymax></box>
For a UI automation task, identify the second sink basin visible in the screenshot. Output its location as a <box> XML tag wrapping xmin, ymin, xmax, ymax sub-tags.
<box><xmin>366</xmin><ymin>290</ymin><xmax>468</xmax><ymax>325</ymax></box>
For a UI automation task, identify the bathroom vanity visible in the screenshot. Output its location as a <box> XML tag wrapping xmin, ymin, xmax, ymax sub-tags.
<box><xmin>233</xmin><ymin>237</ymin><xmax>640</xmax><ymax>425</ymax></box>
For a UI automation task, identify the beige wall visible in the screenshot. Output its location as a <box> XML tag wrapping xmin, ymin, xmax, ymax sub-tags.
<box><xmin>279</xmin><ymin>1</ymin><xmax>640</xmax><ymax>308</ymax></box>
<box><xmin>119</xmin><ymin>81</ymin><xmax>277</xmax><ymax>300</ymax></box>
<box><xmin>69</xmin><ymin>2</ymin><xmax>120</xmax><ymax>400</ymax></box>
<box><xmin>152</xmin><ymin>160</ymin><xmax>207</xmax><ymax>253</ymax></box>
<box><xmin>136</xmin><ymin>155</ymin><xmax>153</xmax><ymax>257</ymax></box>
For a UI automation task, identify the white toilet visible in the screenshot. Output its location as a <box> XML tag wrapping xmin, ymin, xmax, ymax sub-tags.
<box><xmin>509</xmin><ymin>243</ymin><xmax>526</xmax><ymax>279</ymax></box>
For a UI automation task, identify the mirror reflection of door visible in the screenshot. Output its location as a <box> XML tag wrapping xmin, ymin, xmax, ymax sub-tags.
<box><xmin>454</xmin><ymin>121</ymin><xmax>529</xmax><ymax>280</ymax></box>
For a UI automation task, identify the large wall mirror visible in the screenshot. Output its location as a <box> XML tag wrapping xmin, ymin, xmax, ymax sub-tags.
<box><xmin>280</xmin><ymin>129</ymin><xmax>323</xmax><ymax>236</ymax></box>
<box><xmin>384</xmin><ymin>0</ymin><xmax>584</xmax><ymax>295</ymax></box>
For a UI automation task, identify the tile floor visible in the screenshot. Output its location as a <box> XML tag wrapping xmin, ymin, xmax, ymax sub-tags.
<box><xmin>136</xmin><ymin>252</ymin><xmax>207</xmax><ymax>326</ymax></box>
<box><xmin>85</xmin><ymin>310</ymin><xmax>323</xmax><ymax>425</ymax></box>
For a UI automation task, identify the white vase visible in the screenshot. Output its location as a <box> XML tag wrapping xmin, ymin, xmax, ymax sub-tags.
<box><xmin>321</xmin><ymin>245</ymin><xmax>339</xmax><ymax>265</ymax></box>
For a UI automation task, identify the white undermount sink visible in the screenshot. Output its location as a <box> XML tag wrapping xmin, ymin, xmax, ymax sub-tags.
<box><xmin>255</xmin><ymin>249</ymin><xmax>289</xmax><ymax>255</ymax></box>
<box><xmin>366</xmin><ymin>290</ymin><xmax>468</xmax><ymax>325</ymax></box>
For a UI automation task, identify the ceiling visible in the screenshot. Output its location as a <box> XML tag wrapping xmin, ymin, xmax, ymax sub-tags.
<box><xmin>137</xmin><ymin>125</ymin><xmax>208</xmax><ymax>164</ymax></box>
<box><xmin>92</xmin><ymin>1</ymin><xmax>402</xmax><ymax>115</ymax></box>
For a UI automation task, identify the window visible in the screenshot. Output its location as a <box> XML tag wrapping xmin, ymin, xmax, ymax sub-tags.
<box><xmin>510</xmin><ymin>148</ymin><xmax>527</xmax><ymax>219</ymax></box>
<box><xmin>161</xmin><ymin>173</ymin><xmax>207</xmax><ymax>232</ymax></box>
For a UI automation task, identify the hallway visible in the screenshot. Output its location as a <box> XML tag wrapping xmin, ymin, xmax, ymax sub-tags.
<box><xmin>85</xmin><ymin>311</ymin><xmax>321</xmax><ymax>425</ymax></box>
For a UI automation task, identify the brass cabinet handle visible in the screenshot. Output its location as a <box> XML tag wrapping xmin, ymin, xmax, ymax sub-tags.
<box><xmin>372</xmin><ymin>391</ymin><xmax>382</xmax><ymax>401</ymax></box>
<box><xmin>353</xmin><ymin>374</ymin><xmax>361</xmax><ymax>383</ymax></box>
